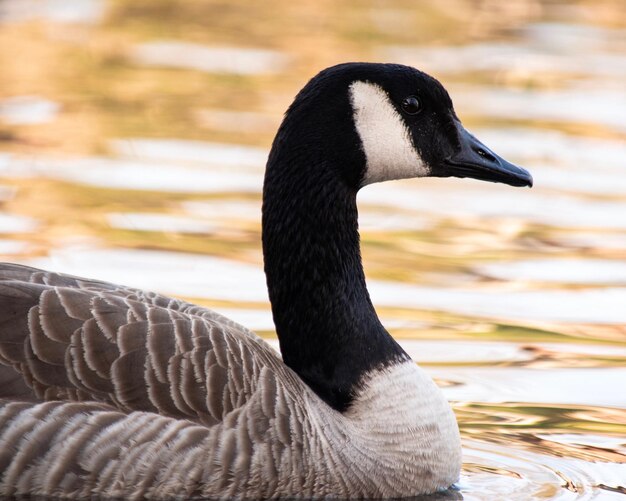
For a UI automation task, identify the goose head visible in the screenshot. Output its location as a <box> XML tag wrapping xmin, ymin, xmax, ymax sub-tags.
<box><xmin>263</xmin><ymin>63</ymin><xmax>532</xmax><ymax>412</ymax></box>
<box><xmin>268</xmin><ymin>62</ymin><xmax>532</xmax><ymax>191</ymax></box>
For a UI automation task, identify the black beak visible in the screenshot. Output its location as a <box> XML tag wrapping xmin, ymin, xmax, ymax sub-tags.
<box><xmin>443</xmin><ymin>122</ymin><xmax>533</xmax><ymax>188</ymax></box>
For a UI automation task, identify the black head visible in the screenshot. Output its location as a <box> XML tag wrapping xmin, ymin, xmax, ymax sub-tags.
<box><xmin>262</xmin><ymin>63</ymin><xmax>532</xmax><ymax>411</ymax></box>
<box><xmin>272</xmin><ymin>62</ymin><xmax>532</xmax><ymax>190</ymax></box>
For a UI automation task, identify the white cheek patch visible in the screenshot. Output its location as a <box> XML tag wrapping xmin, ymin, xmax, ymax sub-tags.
<box><xmin>349</xmin><ymin>81</ymin><xmax>429</xmax><ymax>186</ymax></box>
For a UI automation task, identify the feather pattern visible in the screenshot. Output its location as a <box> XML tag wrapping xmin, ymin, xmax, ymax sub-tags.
<box><xmin>0</xmin><ymin>264</ymin><xmax>284</xmax><ymax>422</ymax></box>
<box><xmin>0</xmin><ymin>264</ymin><xmax>460</xmax><ymax>499</ymax></box>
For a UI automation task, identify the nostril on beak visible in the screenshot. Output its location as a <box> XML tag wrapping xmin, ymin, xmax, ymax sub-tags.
<box><xmin>474</xmin><ymin>147</ymin><xmax>497</xmax><ymax>163</ymax></box>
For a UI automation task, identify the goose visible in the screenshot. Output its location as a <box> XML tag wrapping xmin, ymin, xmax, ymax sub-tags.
<box><xmin>0</xmin><ymin>62</ymin><xmax>532</xmax><ymax>500</ymax></box>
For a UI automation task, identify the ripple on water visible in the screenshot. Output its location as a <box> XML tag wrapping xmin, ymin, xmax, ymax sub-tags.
<box><xmin>194</xmin><ymin>108</ymin><xmax>281</xmax><ymax>134</ymax></box>
<box><xmin>130</xmin><ymin>41</ymin><xmax>290</xmax><ymax>75</ymax></box>
<box><xmin>0</xmin><ymin>213</ymin><xmax>38</xmax><ymax>233</ymax></box>
<box><xmin>360</xmin><ymin>182</ymin><xmax>626</xmax><ymax>230</ymax></box>
<box><xmin>525</xmin><ymin>22</ymin><xmax>626</xmax><ymax>52</ymax></box>
<box><xmin>18</xmin><ymin>247</ymin><xmax>626</xmax><ymax>324</ymax></box>
<box><xmin>182</xmin><ymin>199</ymin><xmax>261</xmax><ymax>223</ymax></box>
<box><xmin>435</xmin><ymin>367</ymin><xmax>626</xmax><ymax>408</ymax></box>
<box><xmin>381</xmin><ymin>42</ymin><xmax>626</xmax><ymax>80</ymax></box>
<box><xmin>461</xmin><ymin>439</ymin><xmax>626</xmax><ymax>500</ymax></box>
<box><xmin>451</xmin><ymin>85</ymin><xmax>626</xmax><ymax>133</ymax></box>
<box><xmin>0</xmin><ymin>183</ymin><xmax>15</xmax><ymax>202</ymax></box>
<box><xmin>0</xmin><ymin>239</ymin><xmax>28</xmax><ymax>255</ymax></box>
<box><xmin>535</xmin><ymin>434</ymin><xmax>626</xmax><ymax>454</ymax></box>
<box><xmin>527</xmin><ymin>164</ymin><xmax>626</xmax><ymax>197</ymax></box>
<box><xmin>476</xmin><ymin>259</ymin><xmax>626</xmax><ymax>285</ymax></box>
<box><xmin>0</xmin><ymin>96</ymin><xmax>60</xmax><ymax>125</ymax></box>
<box><xmin>379</xmin><ymin>21</ymin><xmax>626</xmax><ymax>81</ymax></box>
<box><xmin>107</xmin><ymin>212</ymin><xmax>218</xmax><ymax>235</ymax></box>
<box><xmin>0</xmin><ymin>0</ymin><xmax>105</xmax><ymax>24</ymax></box>
<box><xmin>110</xmin><ymin>138</ymin><xmax>267</xmax><ymax>168</ymax></box>
<box><xmin>20</xmin><ymin>247</ymin><xmax>270</xmax><ymax>302</ymax></box>
<box><xmin>2</xmin><ymin>156</ymin><xmax>264</xmax><ymax>193</ymax></box>
<box><xmin>369</xmin><ymin>281</ymin><xmax>626</xmax><ymax>324</ymax></box>
<box><xmin>555</xmin><ymin>232</ymin><xmax>626</xmax><ymax>252</ymax></box>
<box><xmin>475</xmin><ymin>128</ymin><xmax>626</xmax><ymax>172</ymax></box>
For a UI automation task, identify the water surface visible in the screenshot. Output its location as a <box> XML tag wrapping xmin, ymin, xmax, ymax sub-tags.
<box><xmin>0</xmin><ymin>0</ymin><xmax>624</xmax><ymax>499</ymax></box>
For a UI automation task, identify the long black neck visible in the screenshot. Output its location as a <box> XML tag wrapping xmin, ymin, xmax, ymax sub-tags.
<box><xmin>262</xmin><ymin>86</ymin><xmax>408</xmax><ymax>411</ymax></box>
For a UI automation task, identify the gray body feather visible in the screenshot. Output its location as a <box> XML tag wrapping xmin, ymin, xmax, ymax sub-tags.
<box><xmin>0</xmin><ymin>263</ymin><xmax>461</xmax><ymax>499</ymax></box>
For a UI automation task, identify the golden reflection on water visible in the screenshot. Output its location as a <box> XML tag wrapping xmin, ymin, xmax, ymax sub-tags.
<box><xmin>1</xmin><ymin>0</ymin><xmax>625</xmax><ymax>499</ymax></box>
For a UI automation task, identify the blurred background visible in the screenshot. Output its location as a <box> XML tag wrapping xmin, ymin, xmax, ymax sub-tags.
<box><xmin>0</xmin><ymin>0</ymin><xmax>625</xmax><ymax>499</ymax></box>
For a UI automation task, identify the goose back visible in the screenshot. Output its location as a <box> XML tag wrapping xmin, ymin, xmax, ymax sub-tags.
<box><xmin>0</xmin><ymin>263</ymin><xmax>460</xmax><ymax>499</ymax></box>
<box><xmin>0</xmin><ymin>263</ymin><xmax>286</xmax><ymax>422</ymax></box>
<box><xmin>0</xmin><ymin>263</ymin><xmax>322</xmax><ymax>498</ymax></box>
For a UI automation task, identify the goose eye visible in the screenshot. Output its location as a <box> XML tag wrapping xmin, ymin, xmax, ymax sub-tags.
<box><xmin>401</xmin><ymin>96</ymin><xmax>421</xmax><ymax>115</ymax></box>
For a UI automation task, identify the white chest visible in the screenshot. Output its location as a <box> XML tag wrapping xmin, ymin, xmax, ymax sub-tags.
<box><xmin>329</xmin><ymin>361</ymin><xmax>462</xmax><ymax>496</ymax></box>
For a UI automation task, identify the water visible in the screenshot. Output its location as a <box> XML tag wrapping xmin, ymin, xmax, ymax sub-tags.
<box><xmin>0</xmin><ymin>0</ymin><xmax>625</xmax><ymax>499</ymax></box>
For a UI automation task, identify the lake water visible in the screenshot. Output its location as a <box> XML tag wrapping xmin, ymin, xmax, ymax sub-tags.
<box><xmin>0</xmin><ymin>0</ymin><xmax>625</xmax><ymax>499</ymax></box>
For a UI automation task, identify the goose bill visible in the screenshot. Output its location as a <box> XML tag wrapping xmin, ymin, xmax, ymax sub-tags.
<box><xmin>443</xmin><ymin>123</ymin><xmax>533</xmax><ymax>188</ymax></box>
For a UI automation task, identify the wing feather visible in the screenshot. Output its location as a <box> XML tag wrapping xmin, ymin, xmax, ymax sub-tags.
<box><xmin>81</xmin><ymin>318</ymin><xmax>120</xmax><ymax>378</ymax></box>
<box><xmin>39</xmin><ymin>288</ymin><xmax>84</xmax><ymax>342</ymax></box>
<box><xmin>147</xmin><ymin>323</ymin><xmax>176</xmax><ymax>383</ymax></box>
<box><xmin>28</xmin><ymin>307</ymin><xmax>66</xmax><ymax>365</ymax></box>
<box><xmin>0</xmin><ymin>263</ymin><xmax>290</xmax><ymax>426</ymax></box>
<box><xmin>0</xmin><ymin>263</ymin><xmax>327</xmax><ymax>499</ymax></box>
<box><xmin>68</xmin><ymin>328</ymin><xmax>114</xmax><ymax>395</ymax></box>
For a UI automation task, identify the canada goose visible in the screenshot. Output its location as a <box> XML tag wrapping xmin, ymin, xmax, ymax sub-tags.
<box><xmin>0</xmin><ymin>62</ymin><xmax>532</xmax><ymax>499</ymax></box>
